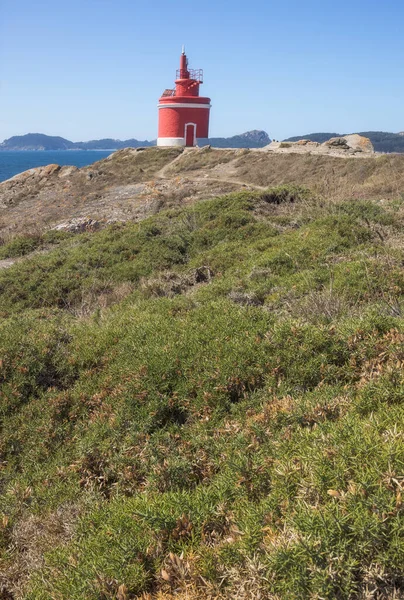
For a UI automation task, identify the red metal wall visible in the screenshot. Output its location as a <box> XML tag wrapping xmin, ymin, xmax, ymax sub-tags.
<box><xmin>158</xmin><ymin>105</ymin><xmax>210</xmax><ymax>140</ymax></box>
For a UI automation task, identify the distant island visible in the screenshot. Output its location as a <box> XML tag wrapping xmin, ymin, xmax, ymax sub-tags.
<box><xmin>3</xmin><ymin>130</ymin><xmax>404</xmax><ymax>153</ymax></box>
<box><xmin>284</xmin><ymin>131</ymin><xmax>404</xmax><ymax>153</ymax></box>
<box><xmin>0</xmin><ymin>130</ymin><xmax>271</xmax><ymax>151</ymax></box>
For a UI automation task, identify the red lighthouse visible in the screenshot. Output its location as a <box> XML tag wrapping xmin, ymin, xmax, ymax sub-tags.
<box><xmin>157</xmin><ymin>48</ymin><xmax>211</xmax><ymax>147</ymax></box>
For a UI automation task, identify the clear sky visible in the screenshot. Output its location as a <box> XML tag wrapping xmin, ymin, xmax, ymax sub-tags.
<box><xmin>0</xmin><ymin>0</ymin><xmax>403</xmax><ymax>142</ymax></box>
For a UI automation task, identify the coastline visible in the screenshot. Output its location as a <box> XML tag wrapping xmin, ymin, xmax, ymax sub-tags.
<box><xmin>0</xmin><ymin>150</ymin><xmax>114</xmax><ymax>183</ymax></box>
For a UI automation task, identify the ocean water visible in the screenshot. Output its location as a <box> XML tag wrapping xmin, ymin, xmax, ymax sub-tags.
<box><xmin>0</xmin><ymin>150</ymin><xmax>114</xmax><ymax>183</ymax></box>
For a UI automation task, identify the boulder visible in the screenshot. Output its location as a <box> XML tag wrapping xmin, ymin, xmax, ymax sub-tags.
<box><xmin>323</xmin><ymin>137</ymin><xmax>351</xmax><ymax>150</ymax></box>
<box><xmin>322</xmin><ymin>135</ymin><xmax>374</xmax><ymax>154</ymax></box>
<box><xmin>343</xmin><ymin>134</ymin><xmax>374</xmax><ymax>154</ymax></box>
<box><xmin>52</xmin><ymin>218</ymin><xmax>101</xmax><ymax>233</ymax></box>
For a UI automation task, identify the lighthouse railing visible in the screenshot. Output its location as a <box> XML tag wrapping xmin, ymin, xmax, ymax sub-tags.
<box><xmin>176</xmin><ymin>68</ymin><xmax>203</xmax><ymax>83</ymax></box>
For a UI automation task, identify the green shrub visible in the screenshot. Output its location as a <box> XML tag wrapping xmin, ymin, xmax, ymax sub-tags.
<box><xmin>0</xmin><ymin>188</ymin><xmax>403</xmax><ymax>599</ymax></box>
<box><xmin>0</xmin><ymin>234</ymin><xmax>42</xmax><ymax>259</ymax></box>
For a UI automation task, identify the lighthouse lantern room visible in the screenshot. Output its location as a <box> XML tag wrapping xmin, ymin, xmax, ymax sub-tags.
<box><xmin>157</xmin><ymin>48</ymin><xmax>211</xmax><ymax>147</ymax></box>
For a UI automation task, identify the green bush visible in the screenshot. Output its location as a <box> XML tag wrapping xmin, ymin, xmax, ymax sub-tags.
<box><xmin>0</xmin><ymin>234</ymin><xmax>42</xmax><ymax>259</ymax></box>
<box><xmin>0</xmin><ymin>188</ymin><xmax>403</xmax><ymax>599</ymax></box>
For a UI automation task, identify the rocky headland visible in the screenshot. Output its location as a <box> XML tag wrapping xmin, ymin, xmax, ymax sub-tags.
<box><xmin>2</xmin><ymin>135</ymin><xmax>404</xmax><ymax>246</ymax></box>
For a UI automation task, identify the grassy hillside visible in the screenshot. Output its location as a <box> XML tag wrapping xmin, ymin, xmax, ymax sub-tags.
<box><xmin>0</xmin><ymin>186</ymin><xmax>403</xmax><ymax>599</ymax></box>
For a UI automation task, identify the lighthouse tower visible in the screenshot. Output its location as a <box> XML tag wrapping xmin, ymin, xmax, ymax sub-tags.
<box><xmin>157</xmin><ymin>48</ymin><xmax>211</xmax><ymax>147</ymax></box>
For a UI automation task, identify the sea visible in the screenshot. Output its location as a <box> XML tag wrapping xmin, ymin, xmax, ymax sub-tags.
<box><xmin>0</xmin><ymin>150</ymin><xmax>114</xmax><ymax>183</ymax></box>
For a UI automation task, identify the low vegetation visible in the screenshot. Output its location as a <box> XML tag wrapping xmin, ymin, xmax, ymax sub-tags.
<box><xmin>0</xmin><ymin>185</ymin><xmax>403</xmax><ymax>599</ymax></box>
<box><xmin>0</xmin><ymin>231</ymin><xmax>72</xmax><ymax>260</ymax></box>
<box><xmin>165</xmin><ymin>148</ymin><xmax>237</xmax><ymax>174</ymax></box>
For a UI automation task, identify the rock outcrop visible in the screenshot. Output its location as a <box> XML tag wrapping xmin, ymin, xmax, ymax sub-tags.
<box><xmin>0</xmin><ymin>147</ymin><xmax>238</xmax><ymax>237</ymax></box>
<box><xmin>263</xmin><ymin>134</ymin><xmax>374</xmax><ymax>156</ymax></box>
<box><xmin>323</xmin><ymin>134</ymin><xmax>374</xmax><ymax>154</ymax></box>
<box><xmin>51</xmin><ymin>217</ymin><xmax>102</xmax><ymax>233</ymax></box>
<box><xmin>0</xmin><ymin>164</ymin><xmax>62</xmax><ymax>208</ymax></box>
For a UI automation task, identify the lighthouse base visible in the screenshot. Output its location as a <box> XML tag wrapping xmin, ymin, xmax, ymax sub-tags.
<box><xmin>157</xmin><ymin>137</ymin><xmax>210</xmax><ymax>148</ymax></box>
<box><xmin>157</xmin><ymin>137</ymin><xmax>186</xmax><ymax>147</ymax></box>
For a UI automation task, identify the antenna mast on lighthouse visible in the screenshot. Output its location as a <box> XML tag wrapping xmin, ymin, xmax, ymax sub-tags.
<box><xmin>157</xmin><ymin>49</ymin><xmax>211</xmax><ymax>147</ymax></box>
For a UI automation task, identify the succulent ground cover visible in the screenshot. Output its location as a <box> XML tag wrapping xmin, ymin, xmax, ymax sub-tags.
<box><xmin>0</xmin><ymin>186</ymin><xmax>403</xmax><ymax>599</ymax></box>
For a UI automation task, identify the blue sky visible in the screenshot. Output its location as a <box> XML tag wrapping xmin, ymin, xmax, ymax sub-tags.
<box><xmin>0</xmin><ymin>0</ymin><xmax>403</xmax><ymax>141</ymax></box>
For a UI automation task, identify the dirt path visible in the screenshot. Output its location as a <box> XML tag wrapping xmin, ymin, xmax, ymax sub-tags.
<box><xmin>0</xmin><ymin>258</ymin><xmax>16</xmax><ymax>270</ymax></box>
<box><xmin>0</xmin><ymin>246</ymin><xmax>58</xmax><ymax>271</ymax></box>
<box><xmin>156</xmin><ymin>150</ymin><xmax>189</xmax><ymax>179</ymax></box>
<box><xmin>201</xmin><ymin>176</ymin><xmax>266</xmax><ymax>191</ymax></box>
<box><xmin>156</xmin><ymin>150</ymin><xmax>267</xmax><ymax>191</ymax></box>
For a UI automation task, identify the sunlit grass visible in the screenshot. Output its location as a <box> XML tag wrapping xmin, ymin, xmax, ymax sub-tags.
<box><xmin>0</xmin><ymin>186</ymin><xmax>403</xmax><ymax>599</ymax></box>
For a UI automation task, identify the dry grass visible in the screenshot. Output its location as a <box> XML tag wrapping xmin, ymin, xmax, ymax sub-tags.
<box><xmin>137</xmin><ymin>554</ymin><xmax>276</xmax><ymax>600</ymax></box>
<box><xmin>96</xmin><ymin>147</ymin><xmax>184</xmax><ymax>184</ymax></box>
<box><xmin>140</xmin><ymin>267</ymin><xmax>213</xmax><ymax>298</ymax></box>
<box><xmin>166</xmin><ymin>148</ymin><xmax>237</xmax><ymax>174</ymax></box>
<box><xmin>283</xmin><ymin>288</ymin><xmax>352</xmax><ymax>323</ymax></box>
<box><xmin>135</xmin><ymin>554</ymin><xmax>279</xmax><ymax>600</ymax></box>
<box><xmin>66</xmin><ymin>281</ymin><xmax>135</xmax><ymax>318</ymax></box>
<box><xmin>233</xmin><ymin>153</ymin><xmax>404</xmax><ymax>200</ymax></box>
<box><xmin>0</xmin><ymin>504</ymin><xmax>80</xmax><ymax>600</ymax></box>
<box><xmin>149</xmin><ymin>178</ymin><xmax>239</xmax><ymax>209</ymax></box>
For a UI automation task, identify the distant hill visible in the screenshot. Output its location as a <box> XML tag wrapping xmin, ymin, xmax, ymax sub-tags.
<box><xmin>207</xmin><ymin>130</ymin><xmax>271</xmax><ymax>148</ymax></box>
<box><xmin>0</xmin><ymin>130</ymin><xmax>271</xmax><ymax>151</ymax></box>
<box><xmin>284</xmin><ymin>131</ymin><xmax>404</xmax><ymax>153</ymax></box>
<box><xmin>75</xmin><ymin>138</ymin><xmax>154</xmax><ymax>150</ymax></box>
<box><xmin>5</xmin><ymin>131</ymin><xmax>404</xmax><ymax>153</ymax></box>
<box><xmin>75</xmin><ymin>131</ymin><xmax>271</xmax><ymax>150</ymax></box>
<box><xmin>0</xmin><ymin>134</ymin><xmax>153</xmax><ymax>151</ymax></box>
<box><xmin>0</xmin><ymin>133</ymin><xmax>77</xmax><ymax>151</ymax></box>
<box><xmin>284</xmin><ymin>133</ymin><xmax>340</xmax><ymax>144</ymax></box>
